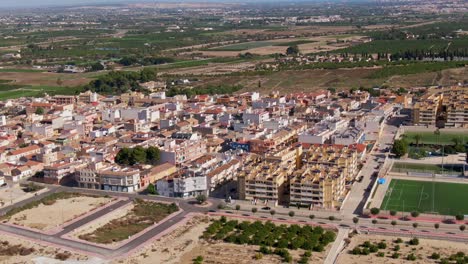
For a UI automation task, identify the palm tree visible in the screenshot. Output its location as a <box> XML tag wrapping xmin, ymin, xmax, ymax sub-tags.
<box><xmin>372</xmin><ymin>219</ymin><xmax>378</xmax><ymax>227</ymax></box>
<box><xmin>434</xmin><ymin>223</ymin><xmax>440</xmax><ymax>231</ymax></box>
<box><xmin>391</xmin><ymin>220</ymin><xmax>397</xmax><ymax>230</ymax></box>
<box><xmin>270</xmin><ymin>210</ymin><xmax>276</xmax><ymax>217</ymax></box>
<box><xmin>412</xmin><ymin>222</ymin><xmax>418</xmax><ymax>235</ymax></box>
<box><xmin>414</xmin><ymin>134</ymin><xmax>422</xmax><ymax>148</ymax></box>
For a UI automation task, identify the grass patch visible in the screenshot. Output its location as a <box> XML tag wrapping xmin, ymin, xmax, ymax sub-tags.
<box><xmin>0</xmin><ymin>85</ymin><xmax>83</xmax><ymax>100</ymax></box>
<box><xmin>78</xmin><ymin>199</ymin><xmax>178</xmax><ymax>244</ymax></box>
<box><xmin>402</xmin><ymin>131</ymin><xmax>468</xmax><ymax>145</ymax></box>
<box><xmin>381</xmin><ymin>179</ymin><xmax>468</xmax><ymax>215</ymax></box>
<box><xmin>391</xmin><ymin>162</ymin><xmax>463</xmax><ymax>174</ymax></box>
<box><xmin>1</xmin><ymin>192</ymin><xmax>99</xmax><ymax>220</ymax></box>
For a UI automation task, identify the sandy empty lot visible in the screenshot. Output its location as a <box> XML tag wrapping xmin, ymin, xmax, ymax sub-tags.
<box><xmin>336</xmin><ymin>234</ymin><xmax>468</xmax><ymax>264</ymax></box>
<box><xmin>0</xmin><ymin>232</ymin><xmax>91</xmax><ymax>264</ymax></box>
<box><xmin>7</xmin><ymin>196</ymin><xmax>112</xmax><ymax>231</ymax></box>
<box><xmin>115</xmin><ymin>215</ymin><xmax>211</xmax><ymax>264</ymax></box>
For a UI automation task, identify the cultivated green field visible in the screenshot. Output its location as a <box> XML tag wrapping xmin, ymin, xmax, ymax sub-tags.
<box><xmin>0</xmin><ymin>85</ymin><xmax>82</xmax><ymax>100</ymax></box>
<box><xmin>403</xmin><ymin>131</ymin><xmax>468</xmax><ymax>145</ymax></box>
<box><xmin>381</xmin><ymin>179</ymin><xmax>468</xmax><ymax>216</ymax></box>
<box><xmin>210</xmin><ymin>41</ymin><xmax>278</xmax><ymax>51</ymax></box>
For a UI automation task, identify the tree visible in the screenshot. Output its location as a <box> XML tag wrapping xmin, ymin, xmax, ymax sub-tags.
<box><xmin>115</xmin><ymin>148</ymin><xmax>132</xmax><ymax>165</ymax></box>
<box><xmin>140</xmin><ymin>68</ymin><xmax>157</xmax><ymax>82</ymax></box>
<box><xmin>146</xmin><ymin>146</ymin><xmax>160</xmax><ymax>165</ymax></box>
<box><xmin>392</xmin><ymin>139</ymin><xmax>408</xmax><ymax>158</ymax></box>
<box><xmin>410</xmin><ymin>211</ymin><xmax>420</xmax><ymax>218</ymax></box>
<box><xmin>370</xmin><ymin>207</ymin><xmax>380</xmax><ymax>215</ymax></box>
<box><xmin>56</xmin><ymin>78</ymin><xmax>63</xmax><ymax>86</ymax></box>
<box><xmin>90</xmin><ymin>62</ymin><xmax>105</xmax><ymax>72</ymax></box>
<box><xmin>252</xmin><ymin>207</ymin><xmax>257</xmax><ymax>214</ymax></box>
<box><xmin>414</xmin><ymin>134</ymin><xmax>422</xmax><ymax>148</ymax></box>
<box><xmin>434</xmin><ymin>223</ymin><xmax>440</xmax><ymax>230</ymax></box>
<box><xmin>196</xmin><ymin>194</ymin><xmax>207</xmax><ymax>204</ymax></box>
<box><xmin>286</xmin><ymin>45</ymin><xmax>300</xmax><ymax>56</ymax></box>
<box><xmin>130</xmin><ymin>146</ymin><xmax>147</xmax><ymax>165</ymax></box>
<box><xmin>309</xmin><ymin>214</ymin><xmax>315</xmax><ymax>220</ymax></box>
<box><xmin>270</xmin><ymin>209</ymin><xmax>276</xmax><ymax>216</ymax></box>
<box><xmin>35</xmin><ymin>107</ymin><xmax>45</xmax><ymax>115</ymax></box>
<box><xmin>412</xmin><ymin>222</ymin><xmax>418</xmax><ymax>230</ymax></box>
<box><xmin>328</xmin><ymin>216</ymin><xmax>335</xmax><ymax>221</ymax></box>
<box><xmin>147</xmin><ymin>183</ymin><xmax>157</xmax><ymax>195</ymax></box>
<box><xmin>391</xmin><ymin>220</ymin><xmax>397</xmax><ymax>229</ymax></box>
<box><xmin>235</xmin><ymin>204</ymin><xmax>241</xmax><ymax>210</ymax></box>
<box><xmin>372</xmin><ymin>219</ymin><xmax>378</xmax><ymax>226</ymax></box>
<box><xmin>390</xmin><ymin>210</ymin><xmax>397</xmax><ymax>216</ymax></box>
<box><xmin>352</xmin><ymin>217</ymin><xmax>359</xmax><ymax>228</ymax></box>
<box><xmin>289</xmin><ymin>211</ymin><xmax>295</xmax><ymax>217</ymax></box>
<box><xmin>455</xmin><ymin>214</ymin><xmax>464</xmax><ymax>221</ymax></box>
<box><xmin>460</xmin><ymin>225</ymin><xmax>466</xmax><ymax>232</ymax></box>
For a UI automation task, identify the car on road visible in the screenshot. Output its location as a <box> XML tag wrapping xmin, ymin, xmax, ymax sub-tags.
<box><xmin>261</xmin><ymin>206</ymin><xmax>271</xmax><ymax>210</ymax></box>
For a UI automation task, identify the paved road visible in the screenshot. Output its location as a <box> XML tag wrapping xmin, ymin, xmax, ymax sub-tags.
<box><xmin>324</xmin><ymin>228</ymin><xmax>349</xmax><ymax>264</ymax></box>
<box><xmin>341</xmin><ymin>117</ymin><xmax>398</xmax><ymax>216</ymax></box>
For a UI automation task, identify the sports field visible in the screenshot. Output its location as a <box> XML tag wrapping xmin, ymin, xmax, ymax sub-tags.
<box><xmin>403</xmin><ymin>131</ymin><xmax>468</xmax><ymax>145</ymax></box>
<box><xmin>381</xmin><ymin>179</ymin><xmax>468</xmax><ymax>216</ymax></box>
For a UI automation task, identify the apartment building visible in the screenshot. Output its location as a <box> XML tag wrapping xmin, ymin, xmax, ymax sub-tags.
<box><xmin>444</xmin><ymin>89</ymin><xmax>468</xmax><ymax>128</ymax></box>
<box><xmin>290</xmin><ymin>165</ymin><xmax>346</xmax><ymax>209</ymax></box>
<box><xmin>100</xmin><ymin>167</ymin><xmax>141</xmax><ymax>193</ymax></box>
<box><xmin>157</xmin><ymin>171</ymin><xmax>207</xmax><ymax>197</ymax></box>
<box><xmin>43</xmin><ymin>162</ymin><xmax>77</xmax><ymax>184</ymax></box>
<box><xmin>413</xmin><ymin>93</ymin><xmax>443</xmax><ymax>126</ymax></box>
<box><xmin>159</xmin><ymin>139</ymin><xmax>206</xmax><ymax>165</ymax></box>
<box><xmin>301</xmin><ymin>144</ymin><xmax>359</xmax><ymax>181</ymax></box>
<box><xmin>237</xmin><ymin>155</ymin><xmax>296</xmax><ymax>206</ymax></box>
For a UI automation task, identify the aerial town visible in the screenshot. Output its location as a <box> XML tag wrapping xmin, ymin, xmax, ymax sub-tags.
<box><xmin>0</xmin><ymin>0</ymin><xmax>466</xmax><ymax>264</ymax></box>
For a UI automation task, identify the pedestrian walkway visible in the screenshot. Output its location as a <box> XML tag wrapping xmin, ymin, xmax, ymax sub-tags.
<box><xmin>324</xmin><ymin>228</ymin><xmax>349</xmax><ymax>264</ymax></box>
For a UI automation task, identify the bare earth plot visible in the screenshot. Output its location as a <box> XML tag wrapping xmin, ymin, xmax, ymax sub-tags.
<box><xmin>0</xmin><ymin>230</ymin><xmax>90</xmax><ymax>263</ymax></box>
<box><xmin>336</xmin><ymin>234</ymin><xmax>468</xmax><ymax>264</ymax></box>
<box><xmin>4</xmin><ymin>193</ymin><xmax>112</xmax><ymax>231</ymax></box>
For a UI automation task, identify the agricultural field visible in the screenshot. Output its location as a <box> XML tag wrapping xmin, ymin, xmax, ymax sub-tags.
<box><xmin>2</xmin><ymin>192</ymin><xmax>112</xmax><ymax>231</ymax></box>
<box><xmin>380</xmin><ymin>179</ymin><xmax>468</xmax><ymax>216</ymax></box>
<box><xmin>337</xmin><ymin>234</ymin><xmax>468</xmax><ymax>264</ymax></box>
<box><xmin>402</xmin><ymin>131</ymin><xmax>468</xmax><ymax>145</ymax></box>
<box><xmin>78</xmin><ymin>199</ymin><xmax>178</xmax><ymax>244</ymax></box>
<box><xmin>209</xmin><ymin>41</ymin><xmax>280</xmax><ymax>51</ymax></box>
<box><xmin>197</xmin><ymin>216</ymin><xmax>335</xmax><ymax>263</ymax></box>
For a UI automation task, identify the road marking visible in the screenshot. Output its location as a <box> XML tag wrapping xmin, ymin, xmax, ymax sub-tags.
<box><xmin>417</xmin><ymin>185</ymin><xmax>425</xmax><ymax>209</ymax></box>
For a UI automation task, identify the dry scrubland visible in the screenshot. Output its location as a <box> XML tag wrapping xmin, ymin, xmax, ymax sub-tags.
<box><xmin>337</xmin><ymin>234</ymin><xmax>468</xmax><ymax>264</ymax></box>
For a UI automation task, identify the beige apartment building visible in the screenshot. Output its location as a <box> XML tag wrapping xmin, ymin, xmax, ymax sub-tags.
<box><xmin>289</xmin><ymin>165</ymin><xmax>346</xmax><ymax>209</ymax></box>
<box><xmin>237</xmin><ymin>155</ymin><xmax>295</xmax><ymax>206</ymax></box>
<box><xmin>413</xmin><ymin>87</ymin><xmax>468</xmax><ymax>128</ymax></box>
<box><xmin>302</xmin><ymin>144</ymin><xmax>359</xmax><ymax>181</ymax></box>
<box><xmin>444</xmin><ymin>89</ymin><xmax>468</xmax><ymax>128</ymax></box>
<box><xmin>412</xmin><ymin>93</ymin><xmax>443</xmax><ymax>126</ymax></box>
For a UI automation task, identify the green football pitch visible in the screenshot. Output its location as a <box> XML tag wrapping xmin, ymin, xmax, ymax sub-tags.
<box><xmin>381</xmin><ymin>179</ymin><xmax>468</xmax><ymax>216</ymax></box>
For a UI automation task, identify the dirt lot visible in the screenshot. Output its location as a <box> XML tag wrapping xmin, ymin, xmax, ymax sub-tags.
<box><xmin>336</xmin><ymin>234</ymin><xmax>468</xmax><ymax>264</ymax></box>
<box><xmin>0</xmin><ymin>185</ymin><xmax>47</xmax><ymax>208</ymax></box>
<box><xmin>0</xmin><ymin>232</ymin><xmax>91</xmax><ymax>264</ymax></box>
<box><xmin>115</xmin><ymin>215</ymin><xmax>211</xmax><ymax>264</ymax></box>
<box><xmin>6</xmin><ymin>195</ymin><xmax>112</xmax><ymax>231</ymax></box>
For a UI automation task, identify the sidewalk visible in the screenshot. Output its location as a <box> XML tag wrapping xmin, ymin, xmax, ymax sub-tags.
<box><xmin>324</xmin><ymin>228</ymin><xmax>349</xmax><ymax>264</ymax></box>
